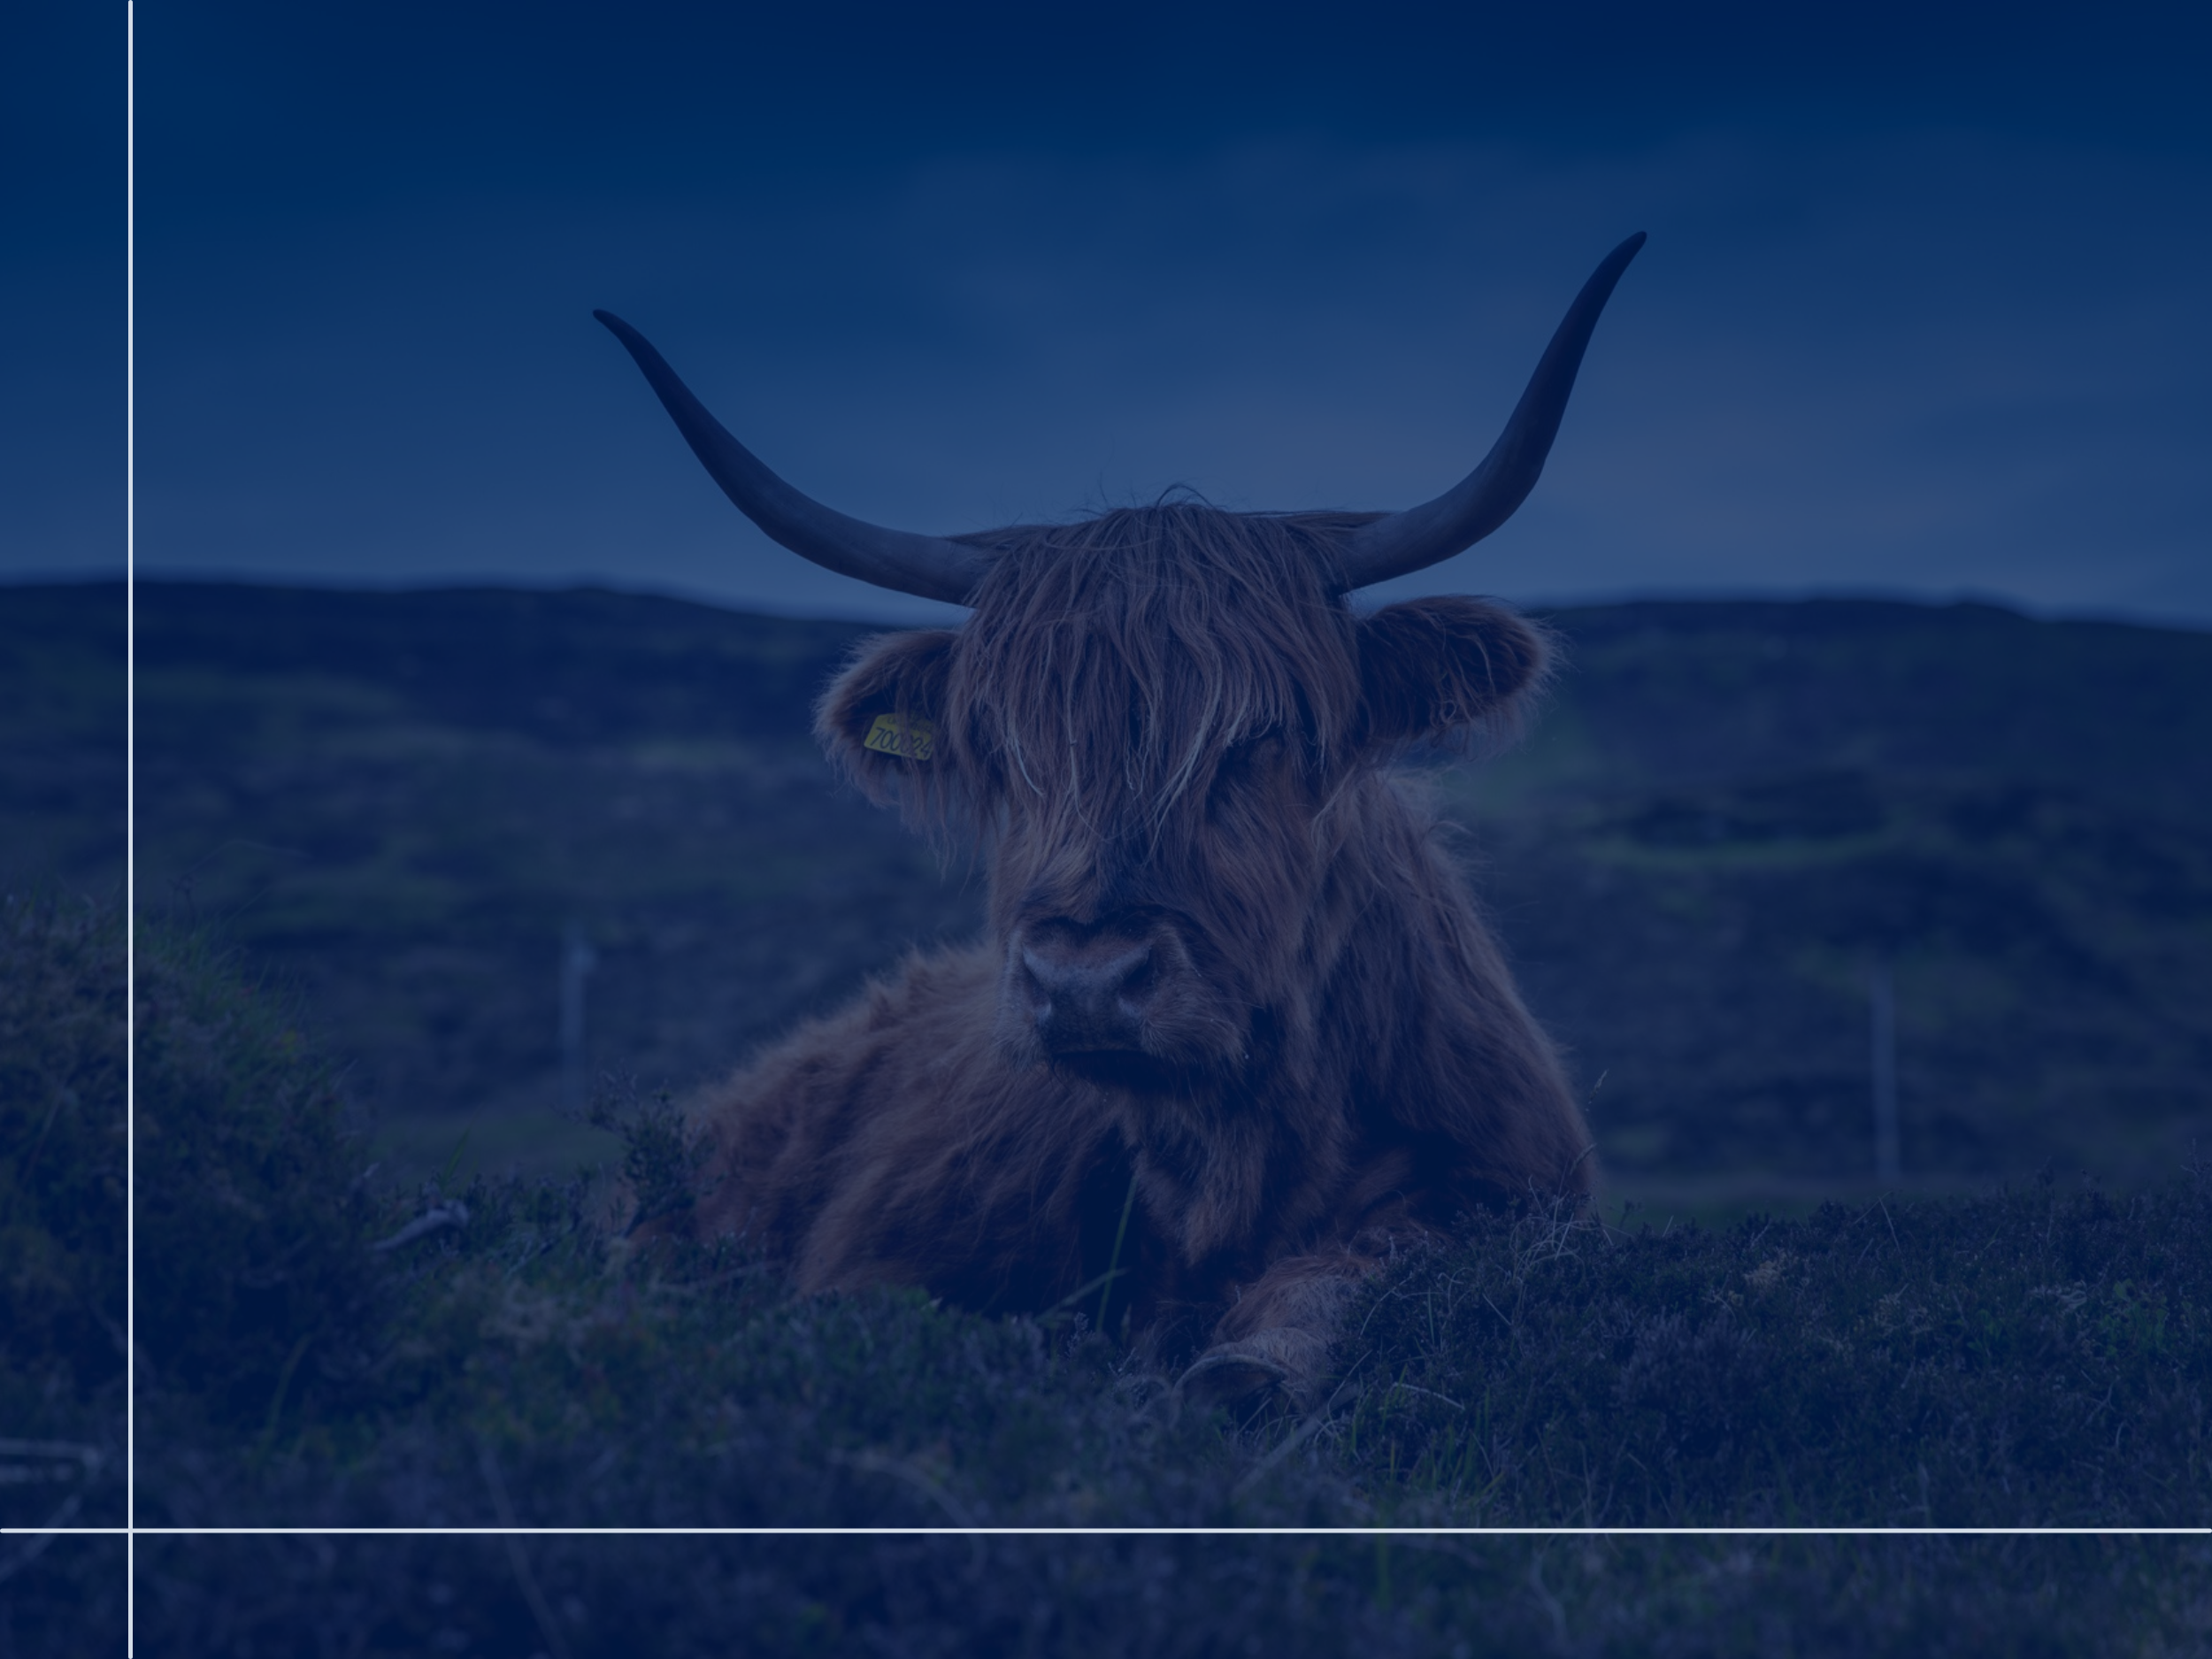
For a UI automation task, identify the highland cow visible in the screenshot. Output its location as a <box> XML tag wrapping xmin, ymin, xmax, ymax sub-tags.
<box><xmin>595</xmin><ymin>233</ymin><xmax>1644</xmax><ymax>1406</ymax></box>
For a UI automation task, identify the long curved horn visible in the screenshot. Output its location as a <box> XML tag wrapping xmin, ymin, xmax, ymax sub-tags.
<box><xmin>595</xmin><ymin>311</ymin><xmax>991</xmax><ymax>604</ymax></box>
<box><xmin>1338</xmin><ymin>232</ymin><xmax>1646</xmax><ymax>589</ymax></box>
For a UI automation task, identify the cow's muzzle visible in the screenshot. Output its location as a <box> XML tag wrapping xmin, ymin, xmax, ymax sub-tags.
<box><xmin>1017</xmin><ymin>923</ymin><xmax>1162</xmax><ymax>1056</ymax></box>
<box><xmin>1000</xmin><ymin>913</ymin><xmax>1240</xmax><ymax>1088</ymax></box>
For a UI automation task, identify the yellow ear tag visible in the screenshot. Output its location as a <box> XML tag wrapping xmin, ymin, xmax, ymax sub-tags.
<box><xmin>862</xmin><ymin>712</ymin><xmax>936</xmax><ymax>761</ymax></box>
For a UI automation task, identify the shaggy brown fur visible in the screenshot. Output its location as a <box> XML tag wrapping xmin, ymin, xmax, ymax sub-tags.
<box><xmin>676</xmin><ymin>503</ymin><xmax>1593</xmax><ymax>1405</ymax></box>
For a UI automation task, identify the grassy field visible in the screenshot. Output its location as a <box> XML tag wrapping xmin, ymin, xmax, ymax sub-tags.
<box><xmin>6</xmin><ymin>901</ymin><xmax>2210</xmax><ymax>1653</ymax></box>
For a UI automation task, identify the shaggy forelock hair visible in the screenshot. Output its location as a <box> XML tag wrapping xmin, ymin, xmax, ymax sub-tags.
<box><xmin>833</xmin><ymin>502</ymin><xmax>1548</xmax><ymax>842</ymax></box>
<box><xmin>949</xmin><ymin>505</ymin><xmax>1378</xmax><ymax>827</ymax></box>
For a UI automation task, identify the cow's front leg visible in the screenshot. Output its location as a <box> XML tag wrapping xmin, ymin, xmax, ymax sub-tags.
<box><xmin>1178</xmin><ymin>1248</ymin><xmax>1380</xmax><ymax>1413</ymax></box>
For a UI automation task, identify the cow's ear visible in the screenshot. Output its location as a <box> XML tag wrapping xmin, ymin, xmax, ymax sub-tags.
<box><xmin>1355</xmin><ymin>596</ymin><xmax>1552</xmax><ymax>748</ymax></box>
<box><xmin>816</xmin><ymin>629</ymin><xmax>959</xmax><ymax>803</ymax></box>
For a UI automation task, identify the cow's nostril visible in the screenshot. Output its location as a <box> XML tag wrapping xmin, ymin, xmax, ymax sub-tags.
<box><xmin>1113</xmin><ymin>946</ymin><xmax>1156</xmax><ymax>1007</ymax></box>
<box><xmin>1019</xmin><ymin>949</ymin><xmax>1058</xmax><ymax>1022</ymax></box>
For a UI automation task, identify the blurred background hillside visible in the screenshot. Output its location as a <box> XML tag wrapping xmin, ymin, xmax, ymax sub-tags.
<box><xmin>11</xmin><ymin>579</ymin><xmax>2208</xmax><ymax>1208</ymax></box>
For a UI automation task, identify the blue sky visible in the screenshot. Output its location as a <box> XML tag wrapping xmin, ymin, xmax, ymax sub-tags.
<box><xmin>9</xmin><ymin>2</ymin><xmax>2209</xmax><ymax>625</ymax></box>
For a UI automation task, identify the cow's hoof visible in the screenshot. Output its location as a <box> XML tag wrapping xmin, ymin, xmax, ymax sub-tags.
<box><xmin>1178</xmin><ymin>1346</ymin><xmax>1297</xmax><ymax>1414</ymax></box>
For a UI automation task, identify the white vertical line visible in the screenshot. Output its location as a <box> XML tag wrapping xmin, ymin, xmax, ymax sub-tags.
<box><xmin>125</xmin><ymin>4</ymin><xmax>138</xmax><ymax>1653</ymax></box>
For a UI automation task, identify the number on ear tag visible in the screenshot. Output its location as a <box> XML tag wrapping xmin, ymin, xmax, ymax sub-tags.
<box><xmin>862</xmin><ymin>712</ymin><xmax>936</xmax><ymax>761</ymax></box>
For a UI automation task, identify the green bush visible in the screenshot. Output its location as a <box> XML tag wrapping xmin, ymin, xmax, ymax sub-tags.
<box><xmin>0</xmin><ymin>893</ymin><xmax>126</xmax><ymax>1525</ymax></box>
<box><xmin>133</xmin><ymin>920</ymin><xmax>391</xmax><ymax>1443</ymax></box>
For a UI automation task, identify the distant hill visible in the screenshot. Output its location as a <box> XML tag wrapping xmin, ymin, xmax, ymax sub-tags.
<box><xmin>7</xmin><ymin>580</ymin><xmax>2208</xmax><ymax>1193</ymax></box>
<box><xmin>132</xmin><ymin>581</ymin><xmax>872</xmax><ymax>755</ymax></box>
<box><xmin>1484</xmin><ymin>597</ymin><xmax>2212</xmax><ymax>818</ymax></box>
<box><xmin>0</xmin><ymin>581</ymin><xmax>127</xmax><ymax>894</ymax></box>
